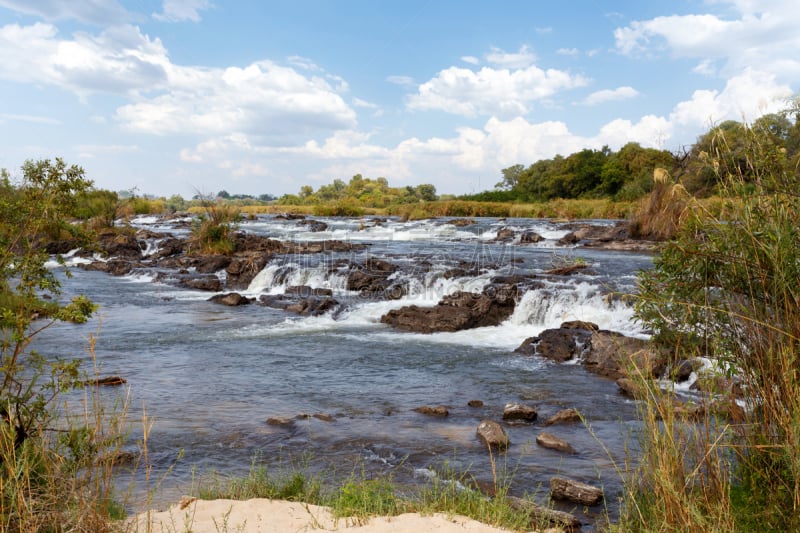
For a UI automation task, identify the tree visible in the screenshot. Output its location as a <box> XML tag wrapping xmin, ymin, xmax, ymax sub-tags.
<box><xmin>1</xmin><ymin>159</ymin><xmax>112</xmax><ymax>527</ymax></box>
<box><xmin>217</xmin><ymin>190</ymin><xmax>230</xmax><ymax>199</ymax></box>
<box><xmin>495</xmin><ymin>164</ymin><xmax>524</xmax><ymax>190</ymax></box>
<box><xmin>414</xmin><ymin>183</ymin><xmax>437</xmax><ymax>201</ymax></box>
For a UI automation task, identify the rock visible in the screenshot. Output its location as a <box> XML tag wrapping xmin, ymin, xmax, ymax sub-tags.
<box><xmin>550</xmin><ymin>476</ymin><xmax>604</xmax><ymax>506</ymax></box>
<box><xmin>449</xmin><ymin>218</ymin><xmax>475</xmax><ymax>227</ymax></box>
<box><xmin>193</xmin><ymin>255</ymin><xmax>232</xmax><ymax>273</ymax></box>
<box><xmin>96</xmin><ymin>229</ymin><xmax>143</xmax><ymax>258</ymax></box>
<box><xmin>506</xmin><ymin>496</ymin><xmax>581</xmax><ymax>532</ymax></box>
<box><xmin>208</xmin><ymin>292</ymin><xmax>251</xmax><ymax>306</ymax></box>
<box><xmin>225</xmin><ymin>254</ymin><xmax>269</xmax><ymax>288</ymax></box>
<box><xmin>543</xmin><ymin>408</ymin><xmax>582</xmax><ymax>426</ymax></box>
<box><xmin>85</xmin><ymin>376</ymin><xmax>127</xmax><ymax>386</ymax></box>
<box><xmin>515</xmin><ymin>325</ymin><xmax>593</xmax><ymax>363</ymax></box>
<box><xmin>285</xmin><ymin>285</ymin><xmax>333</xmax><ymax>297</ymax></box>
<box><xmin>536</xmin><ymin>432</ymin><xmax>576</xmax><ymax>454</ymax></box>
<box><xmin>520</xmin><ymin>231</ymin><xmax>544</xmax><ymax>243</ymax></box>
<box><xmin>274</xmin><ymin>213</ymin><xmax>305</xmax><ymax>220</ymax></box>
<box><xmin>297</xmin><ymin>219</ymin><xmax>329</xmax><ymax>232</ymax></box>
<box><xmin>671</xmin><ymin>359</ymin><xmax>696</xmax><ymax>382</ymax></box>
<box><xmin>106</xmin><ymin>259</ymin><xmax>137</xmax><ymax>276</ymax></box>
<box><xmin>178</xmin><ymin>274</ymin><xmax>222</xmax><ymax>292</ymax></box>
<box><xmin>154</xmin><ymin>238</ymin><xmax>185</xmax><ymax>258</ymax></box>
<box><xmin>380</xmin><ymin>284</ymin><xmax>517</xmax><ymax>333</ymax></box>
<box><xmin>582</xmin><ymin>333</ymin><xmax>656</xmax><ymax>380</ymax></box>
<box><xmin>557</xmin><ymin>232</ymin><xmax>579</xmax><ymax>246</ymax></box>
<box><xmin>283</xmin><ymin>297</ymin><xmax>339</xmax><ymax>316</ymax></box>
<box><xmin>502</xmin><ymin>403</ymin><xmax>538</xmax><ymax>422</ymax></box>
<box><xmin>709</xmin><ymin>399</ymin><xmax>746</xmax><ymax>423</ymax></box>
<box><xmin>414</xmin><ymin>405</ymin><xmax>449</xmax><ymax>417</ymax></box>
<box><xmin>467</xmin><ymin>400</ymin><xmax>484</xmax><ymax>408</ymax></box>
<box><xmin>312</xmin><ymin>413</ymin><xmax>335</xmax><ymax>422</ymax></box>
<box><xmin>266</xmin><ymin>417</ymin><xmax>294</xmax><ymax>427</ymax></box>
<box><xmin>543</xmin><ymin>263</ymin><xmax>591</xmax><ymax>276</ymax></box>
<box><xmin>494</xmin><ymin>227</ymin><xmax>515</xmax><ymax>241</ymax></box>
<box><xmin>476</xmin><ymin>420</ymin><xmax>509</xmax><ymax>450</ymax></box>
<box><xmin>616</xmin><ymin>378</ymin><xmax>642</xmax><ymax>398</ymax></box>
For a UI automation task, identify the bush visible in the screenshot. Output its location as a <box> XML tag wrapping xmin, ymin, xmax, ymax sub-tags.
<box><xmin>626</xmin><ymin>116</ymin><xmax>800</xmax><ymax>531</ymax></box>
<box><xmin>189</xmin><ymin>201</ymin><xmax>240</xmax><ymax>255</ymax></box>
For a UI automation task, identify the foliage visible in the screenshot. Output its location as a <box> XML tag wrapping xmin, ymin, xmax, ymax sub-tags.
<box><xmin>627</xmin><ymin>109</ymin><xmax>800</xmax><ymax>531</ymax></box>
<box><xmin>1</xmin><ymin>159</ymin><xmax>126</xmax><ymax>530</ymax></box>
<box><xmin>280</xmin><ymin>174</ymin><xmax>438</xmax><ymax>208</ymax></box>
<box><xmin>189</xmin><ymin>200</ymin><xmax>240</xmax><ymax>255</ymax></box>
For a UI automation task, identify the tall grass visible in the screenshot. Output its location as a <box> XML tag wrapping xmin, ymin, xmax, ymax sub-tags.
<box><xmin>188</xmin><ymin>202</ymin><xmax>240</xmax><ymax>255</ymax></box>
<box><xmin>623</xmin><ymin>117</ymin><xmax>800</xmax><ymax>531</ymax></box>
<box><xmin>0</xmin><ymin>333</ymin><xmax>130</xmax><ymax>531</ymax></box>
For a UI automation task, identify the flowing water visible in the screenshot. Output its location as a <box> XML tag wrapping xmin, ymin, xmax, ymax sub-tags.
<box><xmin>39</xmin><ymin>215</ymin><xmax>654</xmax><ymax>525</ymax></box>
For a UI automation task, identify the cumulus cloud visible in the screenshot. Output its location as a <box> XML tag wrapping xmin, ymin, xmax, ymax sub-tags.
<box><xmin>582</xmin><ymin>86</ymin><xmax>639</xmax><ymax>106</ymax></box>
<box><xmin>0</xmin><ymin>23</ymin><xmax>168</xmax><ymax>96</ymax></box>
<box><xmin>614</xmin><ymin>0</ymin><xmax>800</xmax><ymax>79</ymax></box>
<box><xmin>461</xmin><ymin>55</ymin><xmax>480</xmax><ymax>65</ymax></box>
<box><xmin>153</xmin><ymin>0</ymin><xmax>212</xmax><ymax>22</ymax></box>
<box><xmin>386</xmin><ymin>75</ymin><xmax>415</xmax><ymax>86</ymax></box>
<box><xmin>407</xmin><ymin>60</ymin><xmax>588</xmax><ymax>118</ymax></box>
<box><xmin>116</xmin><ymin>61</ymin><xmax>357</xmax><ymax>137</ymax></box>
<box><xmin>0</xmin><ymin>0</ymin><xmax>131</xmax><ymax>25</ymax></box>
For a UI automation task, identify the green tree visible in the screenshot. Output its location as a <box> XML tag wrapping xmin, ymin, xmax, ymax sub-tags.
<box><xmin>495</xmin><ymin>164</ymin><xmax>524</xmax><ymax>190</ymax></box>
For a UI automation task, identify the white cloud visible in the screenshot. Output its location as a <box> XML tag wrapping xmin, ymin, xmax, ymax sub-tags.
<box><xmin>461</xmin><ymin>55</ymin><xmax>480</xmax><ymax>65</ymax></box>
<box><xmin>557</xmin><ymin>48</ymin><xmax>580</xmax><ymax>56</ymax></box>
<box><xmin>0</xmin><ymin>113</ymin><xmax>61</xmax><ymax>125</ymax></box>
<box><xmin>386</xmin><ymin>75</ymin><xmax>415</xmax><ymax>86</ymax></box>
<box><xmin>0</xmin><ymin>0</ymin><xmax>130</xmax><ymax>25</ymax></box>
<box><xmin>116</xmin><ymin>60</ymin><xmax>357</xmax><ymax>137</ymax></box>
<box><xmin>614</xmin><ymin>1</ymin><xmax>800</xmax><ymax>79</ymax></box>
<box><xmin>0</xmin><ymin>23</ymin><xmax>169</xmax><ymax>96</ymax></box>
<box><xmin>153</xmin><ymin>0</ymin><xmax>212</xmax><ymax>23</ymax></box>
<box><xmin>352</xmin><ymin>97</ymin><xmax>378</xmax><ymax>109</ymax></box>
<box><xmin>407</xmin><ymin>60</ymin><xmax>588</xmax><ymax>118</ymax></box>
<box><xmin>288</xmin><ymin>55</ymin><xmax>322</xmax><ymax>71</ymax></box>
<box><xmin>582</xmin><ymin>86</ymin><xmax>639</xmax><ymax>106</ymax></box>
<box><xmin>485</xmin><ymin>45</ymin><xmax>536</xmax><ymax>69</ymax></box>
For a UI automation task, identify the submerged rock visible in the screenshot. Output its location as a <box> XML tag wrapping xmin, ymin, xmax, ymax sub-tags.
<box><xmin>413</xmin><ymin>405</ymin><xmax>449</xmax><ymax>417</ymax></box>
<box><xmin>208</xmin><ymin>292</ymin><xmax>252</xmax><ymax>306</ymax></box>
<box><xmin>536</xmin><ymin>431</ymin><xmax>576</xmax><ymax>454</ymax></box>
<box><xmin>543</xmin><ymin>408</ymin><xmax>582</xmax><ymax>426</ymax></box>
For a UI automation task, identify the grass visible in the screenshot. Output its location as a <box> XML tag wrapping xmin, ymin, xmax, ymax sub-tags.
<box><xmin>188</xmin><ymin>454</ymin><xmax>542</xmax><ymax>532</ymax></box>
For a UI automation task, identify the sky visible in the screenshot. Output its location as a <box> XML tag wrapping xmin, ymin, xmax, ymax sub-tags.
<box><xmin>0</xmin><ymin>1</ymin><xmax>797</xmax><ymax>198</ymax></box>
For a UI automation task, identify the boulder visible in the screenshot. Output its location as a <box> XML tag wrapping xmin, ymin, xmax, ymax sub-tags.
<box><xmin>285</xmin><ymin>285</ymin><xmax>333</xmax><ymax>297</ymax></box>
<box><xmin>297</xmin><ymin>219</ymin><xmax>329</xmax><ymax>232</ymax></box>
<box><xmin>266</xmin><ymin>416</ymin><xmax>294</xmax><ymax>427</ymax></box>
<box><xmin>154</xmin><ymin>238</ymin><xmax>185</xmax><ymax>258</ymax></box>
<box><xmin>85</xmin><ymin>376</ymin><xmax>127</xmax><ymax>386</ymax></box>
<box><xmin>467</xmin><ymin>400</ymin><xmax>484</xmax><ymax>408</ymax></box>
<box><xmin>380</xmin><ymin>284</ymin><xmax>517</xmax><ymax>333</ymax></box>
<box><xmin>414</xmin><ymin>405</ymin><xmax>449</xmax><ymax>417</ymax></box>
<box><xmin>519</xmin><ymin>231</ymin><xmax>544</xmax><ymax>244</ymax></box>
<box><xmin>208</xmin><ymin>292</ymin><xmax>251</xmax><ymax>306</ymax></box>
<box><xmin>178</xmin><ymin>274</ymin><xmax>222</xmax><ymax>292</ymax></box>
<box><xmin>476</xmin><ymin>420</ymin><xmax>509</xmax><ymax>450</ymax></box>
<box><xmin>96</xmin><ymin>229</ymin><xmax>143</xmax><ymax>258</ymax></box>
<box><xmin>550</xmin><ymin>476</ymin><xmax>604</xmax><ymax>506</ymax></box>
<box><xmin>106</xmin><ymin>259</ymin><xmax>137</xmax><ymax>276</ymax></box>
<box><xmin>502</xmin><ymin>403</ymin><xmax>538</xmax><ymax>422</ymax></box>
<box><xmin>225</xmin><ymin>253</ymin><xmax>269</xmax><ymax>288</ymax></box>
<box><xmin>284</xmin><ymin>297</ymin><xmax>339</xmax><ymax>316</ymax></box>
<box><xmin>193</xmin><ymin>255</ymin><xmax>232</xmax><ymax>273</ymax></box>
<box><xmin>449</xmin><ymin>218</ymin><xmax>475</xmax><ymax>227</ymax></box>
<box><xmin>536</xmin><ymin>432</ymin><xmax>576</xmax><ymax>454</ymax></box>
<box><xmin>543</xmin><ymin>408</ymin><xmax>582</xmax><ymax>426</ymax></box>
<box><xmin>515</xmin><ymin>325</ymin><xmax>593</xmax><ymax>363</ymax></box>
<box><xmin>494</xmin><ymin>227</ymin><xmax>515</xmax><ymax>241</ymax></box>
<box><xmin>616</xmin><ymin>378</ymin><xmax>642</xmax><ymax>398</ymax></box>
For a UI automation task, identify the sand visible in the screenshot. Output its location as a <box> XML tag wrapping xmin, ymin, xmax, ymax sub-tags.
<box><xmin>127</xmin><ymin>497</ymin><xmax>535</xmax><ymax>533</ymax></box>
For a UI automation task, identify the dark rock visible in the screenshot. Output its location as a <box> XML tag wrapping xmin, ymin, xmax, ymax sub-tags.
<box><xmin>380</xmin><ymin>284</ymin><xmax>517</xmax><ymax>333</ymax></box>
<box><xmin>96</xmin><ymin>229</ymin><xmax>144</xmax><ymax>258</ymax></box>
<box><xmin>467</xmin><ymin>400</ymin><xmax>484</xmax><ymax>408</ymax></box>
<box><xmin>502</xmin><ymin>403</ymin><xmax>538</xmax><ymax>422</ymax></box>
<box><xmin>178</xmin><ymin>274</ymin><xmax>222</xmax><ymax>292</ymax></box>
<box><xmin>297</xmin><ymin>219</ymin><xmax>328</xmax><ymax>232</ymax></box>
<box><xmin>193</xmin><ymin>255</ymin><xmax>232</xmax><ymax>273</ymax></box>
<box><xmin>283</xmin><ymin>297</ymin><xmax>339</xmax><ymax>316</ymax></box>
<box><xmin>266</xmin><ymin>417</ymin><xmax>294</xmax><ymax>427</ymax></box>
<box><xmin>671</xmin><ymin>359</ymin><xmax>696</xmax><ymax>382</ymax></box>
<box><xmin>312</xmin><ymin>413</ymin><xmax>335</xmax><ymax>422</ymax></box>
<box><xmin>476</xmin><ymin>420</ymin><xmax>509</xmax><ymax>450</ymax></box>
<box><xmin>106</xmin><ymin>259</ymin><xmax>137</xmax><ymax>276</ymax></box>
<box><xmin>285</xmin><ymin>285</ymin><xmax>333</xmax><ymax>297</ymax></box>
<box><xmin>45</xmin><ymin>239</ymin><xmax>82</xmax><ymax>254</ymax></box>
<box><xmin>225</xmin><ymin>253</ymin><xmax>269</xmax><ymax>289</ymax></box>
<box><xmin>519</xmin><ymin>231</ymin><xmax>544</xmax><ymax>243</ymax></box>
<box><xmin>536</xmin><ymin>431</ymin><xmax>576</xmax><ymax>454</ymax></box>
<box><xmin>515</xmin><ymin>326</ymin><xmax>593</xmax><ymax>363</ymax></box>
<box><xmin>208</xmin><ymin>292</ymin><xmax>251</xmax><ymax>306</ymax></box>
<box><xmin>557</xmin><ymin>232</ymin><xmax>579</xmax><ymax>246</ymax></box>
<box><xmin>414</xmin><ymin>405</ymin><xmax>449</xmax><ymax>417</ymax></box>
<box><xmin>616</xmin><ymin>378</ymin><xmax>642</xmax><ymax>398</ymax></box>
<box><xmin>85</xmin><ymin>376</ymin><xmax>127</xmax><ymax>386</ymax></box>
<box><xmin>543</xmin><ymin>408</ymin><xmax>582</xmax><ymax>426</ymax></box>
<box><xmin>154</xmin><ymin>238</ymin><xmax>185</xmax><ymax>258</ymax></box>
<box><xmin>449</xmin><ymin>218</ymin><xmax>475</xmax><ymax>227</ymax></box>
<box><xmin>543</xmin><ymin>263</ymin><xmax>591</xmax><ymax>276</ymax></box>
<box><xmin>494</xmin><ymin>227</ymin><xmax>515</xmax><ymax>241</ymax></box>
<box><xmin>550</xmin><ymin>476</ymin><xmax>604</xmax><ymax>506</ymax></box>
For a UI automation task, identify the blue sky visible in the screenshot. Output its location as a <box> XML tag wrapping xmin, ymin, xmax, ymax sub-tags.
<box><xmin>0</xmin><ymin>1</ymin><xmax>797</xmax><ymax>198</ymax></box>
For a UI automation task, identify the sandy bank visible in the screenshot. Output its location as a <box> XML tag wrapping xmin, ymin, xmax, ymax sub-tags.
<box><xmin>127</xmin><ymin>497</ymin><xmax>541</xmax><ymax>532</ymax></box>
